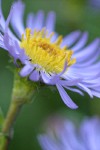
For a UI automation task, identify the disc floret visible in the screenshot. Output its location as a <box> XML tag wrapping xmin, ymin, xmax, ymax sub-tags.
<box><xmin>20</xmin><ymin>28</ymin><xmax>76</xmax><ymax>73</ymax></box>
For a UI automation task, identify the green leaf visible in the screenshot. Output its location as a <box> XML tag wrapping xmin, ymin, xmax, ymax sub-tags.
<box><xmin>0</xmin><ymin>107</ymin><xmax>4</xmax><ymax>132</ymax></box>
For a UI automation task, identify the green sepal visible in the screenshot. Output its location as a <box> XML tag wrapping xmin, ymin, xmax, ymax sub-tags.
<box><xmin>11</xmin><ymin>69</ymin><xmax>40</xmax><ymax>105</ymax></box>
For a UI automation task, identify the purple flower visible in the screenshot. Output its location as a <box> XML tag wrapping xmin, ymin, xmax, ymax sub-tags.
<box><xmin>89</xmin><ymin>0</ymin><xmax>100</xmax><ymax>10</ymax></box>
<box><xmin>38</xmin><ymin>117</ymin><xmax>100</xmax><ymax>150</ymax></box>
<box><xmin>0</xmin><ymin>0</ymin><xmax>100</xmax><ymax>109</ymax></box>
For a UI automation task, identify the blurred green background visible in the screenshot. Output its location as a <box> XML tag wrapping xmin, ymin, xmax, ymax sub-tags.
<box><xmin>0</xmin><ymin>0</ymin><xmax>100</xmax><ymax>149</ymax></box>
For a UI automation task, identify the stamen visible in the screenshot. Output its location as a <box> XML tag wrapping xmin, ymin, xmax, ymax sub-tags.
<box><xmin>20</xmin><ymin>28</ymin><xmax>76</xmax><ymax>73</ymax></box>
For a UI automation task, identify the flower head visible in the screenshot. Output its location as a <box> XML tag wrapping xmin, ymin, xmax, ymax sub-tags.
<box><xmin>20</xmin><ymin>28</ymin><xmax>76</xmax><ymax>74</ymax></box>
<box><xmin>0</xmin><ymin>0</ymin><xmax>100</xmax><ymax>109</ymax></box>
<box><xmin>38</xmin><ymin>117</ymin><xmax>100</xmax><ymax>150</ymax></box>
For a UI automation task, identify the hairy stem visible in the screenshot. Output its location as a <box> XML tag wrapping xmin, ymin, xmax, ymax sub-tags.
<box><xmin>2</xmin><ymin>102</ymin><xmax>21</xmax><ymax>135</ymax></box>
<box><xmin>0</xmin><ymin>70</ymin><xmax>37</xmax><ymax>150</ymax></box>
<box><xmin>0</xmin><ymin>102</ymin><xmax>22</xmax><ymax>150</ymax></box>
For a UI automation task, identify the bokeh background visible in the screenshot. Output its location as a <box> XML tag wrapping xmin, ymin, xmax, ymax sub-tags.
<box><xmin>0</xmin><ymin>0</ymin><xmax>100</xmax><ymax>149</ymax></box>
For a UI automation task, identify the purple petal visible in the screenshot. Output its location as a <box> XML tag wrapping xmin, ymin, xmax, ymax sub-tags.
<box><xmin>41</xmin><ymin>72</ymin><xmax>52</xmax><ymax>84</ymax></box>
<box><xmin>91</xmin><ymin>90</ymin><xmax>100</xmax><ymax>98</ymax></box>
<box><xmin>65</xmin><ymin>87</ymin><xmax>84</xmax><ymax>96</ymax></box>
<box><xmin>0</xmin><ymin>0</ymin><xmax>6</xmax><ymax>31</ymax></box>
<box><xmin>56</xmin><ymin>84</ymin><xmax>78</xmax><ymax>109</ymax></box>
<box><xmin>81</xmin><ymin>118</ymin><xmax>100</xmax><ymax>150</ymax></box>
<box><xmin>33</xmin><ymin>11</ymin><xmax>44</xmax><ymax>30</ymax></box>
<box><xmin>73</xmin><ymin>38</ymin><xmax>100</xmax><ymax>62</ymax></box>
<box><xmin>78</xmin><ymin>83</ymin><xmax>93</xmax><ymax>98</ymax></box>
<box><xmin>75</xmin><ymin>48</ymin><xmax>100</xmax><ymax>66</ymax></box>
<box><xmin>41</xmin><ymin>71</ymin><xmax>60</xmax><ymax>85</ymax></box>
<box><xmin>0</xmin><ymin>33</ymin><xmax>7</xmax><ymax>49</ymax></box>
<box><xmin>45</xmin><ymin>11</ymin><xmax>56</xmax><ymax>33</ymax></box>
<box><xmin>29</xmin><ymin>70</ymin><xmax>40</xmax><ymax>81</ymax></box>
<box><xmin>50</xmin><ymin>33</ymin><xmax>58</xmax><ymax>43</ymax></box>
<box><xmin>20</xmin><ymin>64</ymin><xmax>34</xmax><ymax>77</ymax></box>
<box><xmin>3</xmin><ymin>33</ymin><xmax>18</xmax><ymax>59</ymax></box>
<box><xmin>61</xmin><ymin>30</ymin><xmax>81</xmax><ymax>48</ymax></box>
<box><xmin>58</xmin><ymin>61</ymin><xmax>68</xmax><ymax>76</ymax></box>
<box><xmin>14</xmin><ymin>40</ymin><xmax>28</xmax><ymax>63</ymax></box>
<box><xmin>71</xmin><ymin>32</ymin><xmax>88</xmax><ymax>51</ymax></box>
<box><xmin>38</xmin><ymin>135</ymin><xmax>58</xmax><ymax>150</ymax></box>
<box><xmin>11</xmin><ymin>1</ymin><xmax>25</xmax><ymax>38</ymax></box>
<box><xmin>26</xmin><ymin>13</ymin><xmax>34</xmax><ymax>29</ymax></box>
<box><xmin>5</xmin><ymin>5</ymin><xmax>13</xmax><ymax>33</ymax></box>
<box><xmin>0</xmin><ymin>7</ymin><xmax>18</xmax><ymax>42</ymax></box>
<box><xmin>60</xmin><ymin>78</ymin><xmax>82</xmax><ymax>86</ymax></box>
<box><xmin>67</xmin><ymin>67</ymin><xmax>100</xmax><ymax>80</ymax></box>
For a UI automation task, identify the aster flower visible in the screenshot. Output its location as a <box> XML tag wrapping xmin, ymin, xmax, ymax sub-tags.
<box><xmin>0</xmin><ymin>0</ymin><xmax>100</xmax><ymax>109</ymax></box>
<box><xmin>89</xmin><ymin>0</ymin><xmax>100</xmax><ymax>10</ymax></box>
<box><xmin>38</xmin><ymin>117</ymin><xmax>100</xmax><ymax>150</ymax></box>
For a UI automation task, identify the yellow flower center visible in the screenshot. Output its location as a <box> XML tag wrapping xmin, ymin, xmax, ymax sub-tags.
<box><xmin>20</xmin><ymin>28</ymin><xmax>76</xmax><ymax>73</ymax></box>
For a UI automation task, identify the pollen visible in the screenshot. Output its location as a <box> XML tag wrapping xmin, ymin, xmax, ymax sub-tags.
<box><xmin>20</xmin><ymin>28</ymin><xmax>76</xmax><ymax>73</ymax></box>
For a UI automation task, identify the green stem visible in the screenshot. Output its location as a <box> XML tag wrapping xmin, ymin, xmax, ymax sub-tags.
<box><xmin>2</xmin><ymin>102</ymin><xmax>21</xmax><ymax>135</ymax></box>
<box><xmin>0</xmin><ymin>101</ymin><xmax>22</xmax><ymax>150</ymax></box>
<box><xmin>0</xmin><ymin>70</ymin><xmax>38</xmax><ymax>150</ymax></box>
